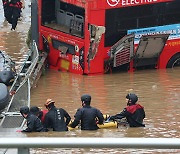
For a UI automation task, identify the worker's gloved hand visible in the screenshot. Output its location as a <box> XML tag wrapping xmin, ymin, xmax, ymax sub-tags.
<box><xmin>104</xmin><ymin>116</ymin><xmax>116</xmax><ymax>122</ymax></box>
<box><xmin>10</xmin><ymin>90</ymin><xmax>16</xmax><ymax>96</ymax></box>
<box><xmin>109</xmin><ymin>116</ymin><xmax>115</xmax><ymax>121</ymax></box>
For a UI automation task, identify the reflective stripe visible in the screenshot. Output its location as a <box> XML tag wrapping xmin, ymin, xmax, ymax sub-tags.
<box><xmin>9</xmin><ymin>2</ymin><xmax>22</xmax><ymax>8</ymax></box>
<box><xmin>57</xmin><ymin>109</ymin><xmax>62</xmax><ymax>120</ymax></box>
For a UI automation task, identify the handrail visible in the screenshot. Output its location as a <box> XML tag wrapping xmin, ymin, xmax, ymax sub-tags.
<box><xmin>10</xmin><ymin>40</ymin><xmax>39</xmax><ymax>93</ymax></box>
<box><xmin>0</xmin><ymin>137</ymin><xmax>180</xmax><ymax>149</ymax></box>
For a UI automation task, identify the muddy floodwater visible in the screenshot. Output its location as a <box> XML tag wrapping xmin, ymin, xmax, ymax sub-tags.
<box><xmin>0</xmin><ymin>1</ymin><xmax>180</xmax><ymax>153</ymax></box>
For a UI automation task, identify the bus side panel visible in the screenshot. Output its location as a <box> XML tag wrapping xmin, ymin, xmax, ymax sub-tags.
<box><xmin>88</xmin><ymin>10</ymin><xmax>106</xmax><ymax>74</ymax></box>
<box><xmin>158</xmin><ymin>39</ymin><xmax>180</xmax><ymax>68</ymax></box>
<box><xmin>40</xmin><ymin>27</ymin><xmax>84</xmax><ymax>74</ymax></box>
<box><xmin>38</xmin><ymin>0</ymin><xmax>43</xmax><ymax>51</ymax></box>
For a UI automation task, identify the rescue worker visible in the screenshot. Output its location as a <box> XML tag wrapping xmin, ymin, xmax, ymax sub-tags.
<box><xmin>109</xmin><ymin>93</ymin><xmax>145</xmax><ymax>127</ymax></box>
<box><xmin>70</xmin><ymin>94</ymin><xmax>104</xmax><ymax>130</ymax></box>
<box><xmin>19</xmin><ymin>106</ymin><xmax>47</xmax><ymax>132</ymax></box>
<box><xmin>5</xmin><ymin>0</ymin><xmax>23</xmax><ymax>30</ymax></box>
<box><xmin>2</xmin><ymin>0</ymin><xmax>9</xmax><ymax>19</ymax></box>
<box><xmin>30</xmin><ymin>106</ymin><xmax>48</xmax><ymax>124</ymax></box>
<box><xmin>44</xmin><ymin>99</ymin><xmax>71</xmax><ymax>131</ymax></box>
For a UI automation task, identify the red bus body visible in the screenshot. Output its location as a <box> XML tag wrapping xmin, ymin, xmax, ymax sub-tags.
<box><xmin>38</xmin><ymin>0</ymin><xmax>180</xmax><ymax>74</ymax></box>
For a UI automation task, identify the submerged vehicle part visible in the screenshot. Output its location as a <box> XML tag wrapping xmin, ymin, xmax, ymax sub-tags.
<box><xmin>166</xmin><ymin>53</ymin><xmax>180</xmax><ymax>68</ymax></box>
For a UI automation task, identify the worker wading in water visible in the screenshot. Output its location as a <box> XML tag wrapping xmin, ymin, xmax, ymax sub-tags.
<box><xmin>70</xmin><ymin>94</ymin><xmax>104</xmax><ymax>130</ymax></box>
<box><xmin>109</xmin><ymin>93</ymin><xmax>145</xmax><ymax>127</ymax></box>
<box><xmin>44</xmin><ymin>99</ymin><xmax>71</xmax><ymax>131</ymax></box>
<box><xmin>18</xmin><ymin>106</ymin><xmax>47</xmax><ymax>132</ymax></box>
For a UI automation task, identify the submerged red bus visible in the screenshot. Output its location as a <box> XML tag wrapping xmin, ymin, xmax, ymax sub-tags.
<box><xmin>37</xmin><ymin>0</ymin><xmax>180</xmax><ymax>74</ymax></box>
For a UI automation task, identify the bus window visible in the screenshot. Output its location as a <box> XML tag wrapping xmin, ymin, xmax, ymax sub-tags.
<box><xmin>41</xmin><ymin>0</ymin><xmax>85</xmax><ymax>38</ymax></box>
<box><xmin>138</xmin><ymin>16</ymin><xmax>158</xmax><ymax>28</ymax></box>
<box><xmin>42</xmin><ymin>0</ymin><xmax>55</xmax><ymax>25</ymax></box>
<box><xmin>52</xmin><ymin>39</ymin><xmax>75</xmax><ymax>55</ymax></box>
<box><xmin>105</xmin><ymin>5</ymin><xmax>157</xmax><ymax>47</ymax></box>
<box><xmin>162</xmin><ymin>1</ymin><xmax>180</xmax><ymax>25</ymax></box>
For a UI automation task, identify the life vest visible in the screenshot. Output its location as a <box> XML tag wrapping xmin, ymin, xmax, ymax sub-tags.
<box><xmin>41</xmin><ymin>109</ymin><xmax>48</xmax><ymax>123</ymax></box>
<box><xmin>9</xmin><ymin>0</ymin><xmax>22</xmax><ymax>8</ymax></box>
<box><xmin>126</xmin><ymin>104</ymin><xmax>145</xmax><ymax>127</ymax></box>
<box><xmin>126</xmin><ymin>104</ymin><xmax>144</xmax><ymax>114</ymax></box>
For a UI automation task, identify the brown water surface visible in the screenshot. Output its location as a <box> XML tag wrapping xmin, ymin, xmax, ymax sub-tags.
<box><xmin>0</xmin><ymin>1</ymin><xmax>180</xmax><ymax>153</ymax></box>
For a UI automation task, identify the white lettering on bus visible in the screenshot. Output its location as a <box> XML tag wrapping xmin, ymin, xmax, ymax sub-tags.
<box><xmin>121</xmin><ymin>0</ymin><xmax>157</xmax><ymax>6</ymax></box>
<box><xmin>178</xmin><ymin>29</ymin><xmax>180</xmax><ymax>34</ymax></box>
<box><xmin>133</xmin><ymin>29</ymin><xmax>179</xmax><ymax>40</ymax></box>
<box><xmin>107</xmin><ymin>0</ymin><xmax>120</xmax><ymax>7</ymax></box>
<box><xmin>107</xmin><ymin>0</ymin><xmax>159</xmax><ymax>7</ymax></box>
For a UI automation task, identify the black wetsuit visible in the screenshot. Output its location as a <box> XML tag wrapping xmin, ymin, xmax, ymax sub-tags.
<box><xmin>111</xmin><ymin>104</ymin><xmax>145</xmax><ymax>127</ymax></box>
<box><xmin>70</xmin><ymin>105</ymin><xmax>104</xmax><ymax>130</ymax></box>
<box><xmin>6</xmin><ymin>0</ymin><xmax>22</xmax><ymax>30</ymax></box>
<box><xmin>44</xmin><ymin>106</ymin><xmax>71</xmax><ymax>131</ymax></box>
<box><xmin>22</xmin><ymin>113</ymin><xmax>46</xmax><ymax>132</ymax></box>
<box><xmin>2</xmin><ymin>0</ymin><xmax>9</xmax><ymax>19</ymax></box>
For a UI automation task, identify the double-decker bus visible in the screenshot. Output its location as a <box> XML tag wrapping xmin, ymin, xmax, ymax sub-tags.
<box><xmin>35</xmin><ymin>0</ymin><xmax>180</xmax><ymax>74</ymax></box>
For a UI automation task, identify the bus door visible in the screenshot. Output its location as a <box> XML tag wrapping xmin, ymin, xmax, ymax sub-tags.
<box><xmin>88</xmin><ymin>25</ymin><xmax>106</xmax><ymax>60</ymax></box>
<box><xmin>87</xmin><ymin>25</ymin><xmax>105</xmax><ymax>70</ymax></box>
<box><xmin>133</xmin><ymin>34</ymin><xmax>169</xmax><ymax>68</ymax></box>
<box><xmin>109</xmin><ymin>34</ymin><xmax>134</xmax><ymax>68</ymax></box>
